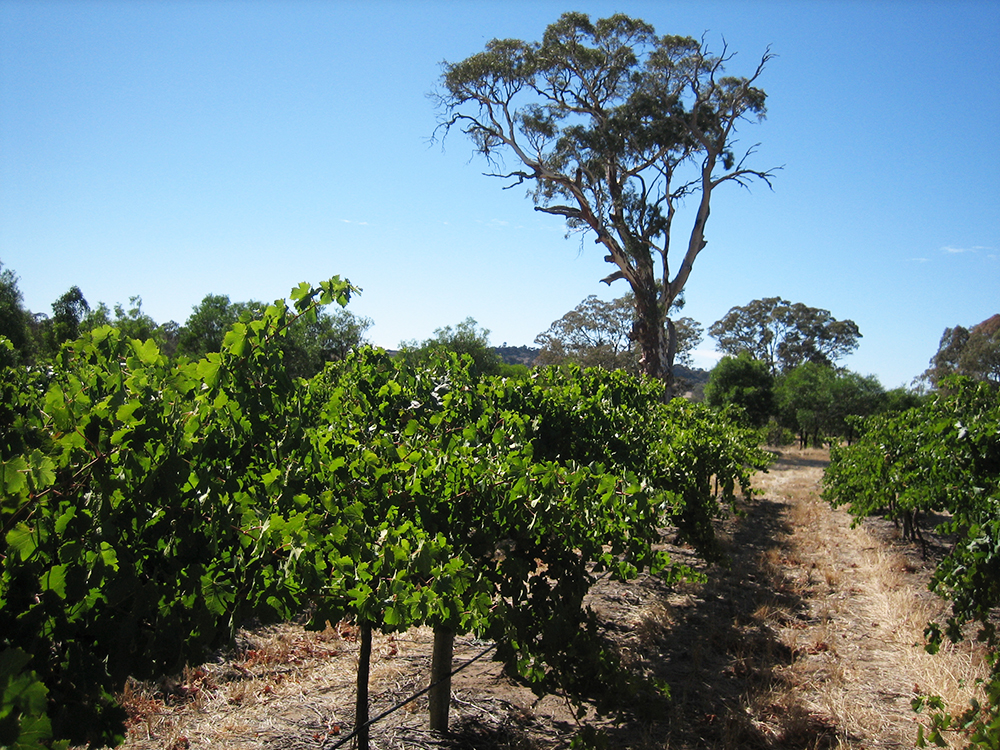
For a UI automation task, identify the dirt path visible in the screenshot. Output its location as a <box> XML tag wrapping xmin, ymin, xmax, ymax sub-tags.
<box><xmin>737</xmin><ymin>447</ymin><xmax>986</xmax><ymax>749</ymax></box>
<box><xmin>116</xmin><ymin>447</ymin><xmax>988</xmax><ymax>750</ymax></box>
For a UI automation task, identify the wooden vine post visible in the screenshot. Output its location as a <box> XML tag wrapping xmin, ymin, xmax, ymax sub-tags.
<box><xmin>428</xmin><ymin>626</ymin><xmax>455</xmax><ymax>732</ymax></box>
<box><xmin>355</xmin><ymin>621</ymin><xmax>373</xmax><ymax>750</ymax></box>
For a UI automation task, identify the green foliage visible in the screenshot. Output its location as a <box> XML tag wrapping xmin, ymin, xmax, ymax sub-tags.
<box><xmin>773</xmin><ymin>363</ymin><xmax>886</xmax><ymax>448</ymax></box>
<box><xmin>925</xmin><ymin>317</ymin><xmax>1000</xmax><ymax>388</ymax></box>
<box><xmin>704</xmin><ymin>352</ymin><xmax>775</xmax><ymax>427</ymax></box>
<box><xmin>774</xmin><ymin>362</ymin><xmax>836</xmax><ymax>447</ymax></box>
<box><xmin>914</xmin><ymin>677</ymin><xmax>1000</xmax><ymax>749</ymax></box>
<box><xmin>108</xmin><ymin>296</ymin><xmax>164</xmax><ymax>343</ymax></box>
<box><xmin>177</xmin><ymin>293</ymin><xmax>371</xmax><ymax>378</ymax></box>
<box><xmin>26</xmin><ymin>286</ymin><xmax>93</xmax><ymax>362</ymax></box>
<box><xmin>0</xmin><ymin>277</ymin><xmax>359</xmax><ymax>745</ymax></box>
<box><xmin>0</xmin><ymin>263</ymin><xmax>31</xmax><ymax>361</ymax></box>
<box><xmin>828</xmin><ymin>370</ymin><xmax>887</xmax><ymax>444</ymax></box>
<box><xmin>282</xmin><ymin>306</ymin><xmax>373</xmax><ymax>379</ymax></box>
<box><xmin>534</xmin><ymin>292</ymin><xmax>703</xmax><ymax>372</ymax></box>
<box><xmin>1</xmin><ymin>275</ymin><xmax>771</xmax><ymax>744</ymax></box>
<box><xmin>398</xmin><ymin>317</ymin><xmax>503</xmax><ymax>378</ymax></box>
<box><xmin>883</xmin><ymin>386</ymin><xmax>927</xmax><ymax>414</ymax></box>
<box><xmin>176</xmin><ymin>293</ymin><xmax>256</xmax><ymax>358</ymax></box>
<box><xmin>535</xmin><ymin>294</ymin><xmax>637</xmax><ymax>371</ymax></box>
<box><xmin>709</xmin><ymin>297</ymin><xmax>861</xmax><ymax>375</ymax></box>
<box><xmin>824</xmin><ymin>378</ymin><xmax>1000</xmax><ymax>747</ymax></box>
<box><xmin>77</xmin><ymin>296</ymin><xmax>180</xmax><ymax>359</ymax></box>
<box><xmin>0</xmin><ymin>647</ymin><xmax>65</xmax><ymax>750</ymax></box>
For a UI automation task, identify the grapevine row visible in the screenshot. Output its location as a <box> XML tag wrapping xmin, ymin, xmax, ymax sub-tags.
<box><xmin>1</xmin><ymin>278</ymin><xmax>770</xmax><ymax>748</ymax></box>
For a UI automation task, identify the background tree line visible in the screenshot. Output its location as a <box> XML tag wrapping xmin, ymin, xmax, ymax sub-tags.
<box><xmin>0</xmin><ymin>261</ymin><xmax>373</xmax><ymax>379</ymax></box>
<box><xmin>702</xmin><ymin>297</ymin><xmax>999</xmax><ymax>448</ymax></box>
<box><xmin>922</xmin><ymin>314</ymin><xmax>1000</xmax><ymax>388</ymax></box>
<box><xmin>4</xmin><ymin>257</ymin><xmax>994</xmax><ymax>425</ymax></box>
<box><xmin>702</xmin><ymin>296</ymin><xmax>886</xmax><ymax>446</ymax></box>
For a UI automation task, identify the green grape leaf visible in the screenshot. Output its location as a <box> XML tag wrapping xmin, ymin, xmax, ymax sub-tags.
<box><xmin>223</xmin><ymin>323</ymin><xmax>248</xmax><ymax>357</ymax></box>
<box><xmin>289</xmin><ymin>281</ymin><xmax>312</xmax><ymax>303</ymax></box>
<box><xmin>99</xmin><ymin>542</ymin><xmax>119</xmax><ymax>571</ymax></box>
<box><xmin>201</xmin><ymin>574</ymin><xmax>234</xmax><ymax>617</ymax></box>
<box><xmin>1</xmin><ymin>457</ymin><xmax>28</xmax><ymax>494</ymax></box>
<box><xmin>196</xmin><ymin>357</ymin><xmax>223</xmax><ymax>387</ymax></box>
<box><xmin>131</xmin><ymin>338</ymin><xmax>161</xmax><ymax>365</ymax></box>
<box><xmin>6</xmin><ymin>525</ymin><xmax>37</xmax><ymax>562</ymax></box>
<box><xmin>40</xmin><ymin>565</ymin><xmax>67</xmax><ymax>599</ymax></box>
<box><xmin>383</xmin><ymin>605</ymin><xmax>402</xmax><ymax>627</ymax></box>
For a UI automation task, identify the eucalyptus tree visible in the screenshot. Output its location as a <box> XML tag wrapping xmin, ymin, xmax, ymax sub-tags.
<box><xmin>435</xmin><ymin>12</ymin><xmax>775</xmax><ymax>394</ymax></box>
<box><xmin>703</xmin><ymin>352</ymin><xmax>774</xmax><ymax>427</ymax></box>
<box><xmin>709</xmin><ymin>297</ymin><xmax>861</xmax><ymax>375</ymax></box>
<box><xmin>535</xmin><ymin>294</ymin><xmax>637</xmax><ymax>371</ymax></box>
<box><xmin>924</xmin><ymin>314</ymin><xmax>1000</xmax><ymax>388</ymax></box>
<box><xmin>177</xmin><ymin>294</ymin><xmax>253</xmax><ymax>359</ymax></box>
<box><xmin>179</xmin><ymin>292</ymin><xmax>372</xmax><ymax>377</ymax></box>
<box><xmin>535</xmin><ymin>291</ymin><xmax>702</xmax><ymax>372</ymax></box>
<box><xmin>398</xmin><ymin>317</ymin><xmax>503</xmax><ymax>378</ymax></box>
<box><xmin>774</xmin><ymin>362</ymin><xmax>835</xmax><ymax>448</ymax></box>
<box><xmin>0</xmin><ymin>262</ymin><xmax>30</xmax><ymax>359</ymax></box>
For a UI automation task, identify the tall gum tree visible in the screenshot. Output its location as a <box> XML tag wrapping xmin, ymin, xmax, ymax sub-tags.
<box><xmin>435</xmin><ymin>12</ymin><xmax>776</xmax><ymax>395</ymax></box>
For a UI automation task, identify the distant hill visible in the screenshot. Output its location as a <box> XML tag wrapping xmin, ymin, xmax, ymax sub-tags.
<box><xmin>675</xmin><ymin>364</ymin><xmax>710</xmax><ymax>401</ymax></box>
<box><xmin>494</xmin><ymin>345</ymin><xmax>540</xmax><ymax>366</ymax></box>
<box><xmin>675</xmin><ymin>364</ymin><xmax>710</xmax><ymax>385</ymax></box>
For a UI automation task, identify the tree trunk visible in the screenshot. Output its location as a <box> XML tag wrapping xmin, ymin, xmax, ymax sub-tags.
<box><xmin>428</xmin><ymin>626</ymin><xmax>455</xmax><ymax>733</ymax></box>
<box><xmin>664</xmin><ymin>317</ymin><xmax>678</xmax><ymax>397</ymax></box>
<box><xmin>355</xmin><ymin>620</ymin><xmax>373</xmax><ymax>750</ymax></box>
<box><xmin>632</xmin><ymin>284</ymin><xmax>675</xmax><ymax>396</ymax></box>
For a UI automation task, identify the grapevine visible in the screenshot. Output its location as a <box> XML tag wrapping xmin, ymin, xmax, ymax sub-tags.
<box><xmin>1</xmin><ymin>279</ymin><xmax>770</xmax><ymax>747</ymax></box>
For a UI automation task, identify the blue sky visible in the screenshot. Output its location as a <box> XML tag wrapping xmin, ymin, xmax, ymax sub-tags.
<box><xmin>1</xmin><ymin>0</ymin><xmax>997</xmax><ymax>388</ymax></box>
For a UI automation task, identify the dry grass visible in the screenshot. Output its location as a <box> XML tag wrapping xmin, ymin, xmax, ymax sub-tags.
<box><xmin>749</xmin><ymin>447</ymin><xmax>990</xmax><ymax>749</ymax></box>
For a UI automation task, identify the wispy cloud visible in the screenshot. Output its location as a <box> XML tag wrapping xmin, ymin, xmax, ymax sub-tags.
<box><xmin>472</xmin><ymin>217</ymin><xmax>563</xmax><ymax>232</ymax></box>
<box><xmin>942</xmin><ymin>245</ymin><xmax>991</xmax><ymax>254</ymax></box>
<box><xmin>907</xmin><ymin>257</ymin><xmax>931</xmax><ymax>263</ymax></box>
<box><xmin>476</xmin><ymin>218</ymin><xmax>510</xmax><ymax>230</ymax></box>
<box><xmin>341</xmin><ymin>219</ymin><xmax>370</xmax><ymax>226</ymax></box>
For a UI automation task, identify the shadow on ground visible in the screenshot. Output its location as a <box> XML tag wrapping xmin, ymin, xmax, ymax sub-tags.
<box><xmin>769</xmin><ymin>451</ymin><xmax>831</xmax><ymax>472</ymax></box>
<box><xmin>605</xmin><ymin>491</ymin><xmax>834</xmax><ymax>749</ymax></box>
<box><xmin>431</xmin><ymin>485</ymin><xmax>845</xmax><ymax>750</ymax></box>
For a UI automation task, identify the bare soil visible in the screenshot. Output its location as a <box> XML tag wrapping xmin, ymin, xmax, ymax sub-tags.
<box><xmin>116</xmin><ymin>447</ymin><xmax>988</xmax><ymax>749</ymax></box>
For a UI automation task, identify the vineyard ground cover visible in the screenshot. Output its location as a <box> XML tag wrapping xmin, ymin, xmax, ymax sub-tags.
<box><xmin>105</xmin><ymin>448</ymin><xmax>988</xmax><ymax>750</ymax></box>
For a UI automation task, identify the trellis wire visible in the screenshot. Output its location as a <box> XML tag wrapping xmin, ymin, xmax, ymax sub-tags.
<box><xmin>323</xmin><ymin>640</ymin><xmax>498</xmax><ymax>749</ymax></box>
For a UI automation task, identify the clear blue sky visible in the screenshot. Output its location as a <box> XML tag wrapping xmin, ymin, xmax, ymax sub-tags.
<box><xmin>2</xmin><ymin>1</ymin><xmax>997</xmax><ymax>388</ymax></box>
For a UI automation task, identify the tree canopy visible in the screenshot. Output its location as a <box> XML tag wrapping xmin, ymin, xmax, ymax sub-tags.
<box><xmin>535</xmin><ymin>291</ymin><xmax>702</xmax><ymax>372</ymax></box>
<box><xmin>399</xmin><ymin>317</ymin><xmax>504</xmax><ymax>378</ymax></box>
<box><xmin>0</xmin><ymin>264</ymin><xmax>372</xmax><ymax>375</ymax></box>
<box><xmin>703</xmin><ymin>352</ymin><xmax>774</xmax><ymax>427</ymax></box>
<box><xmin>177</xmin><ymin>292</ymin><xmax>372</xmax><ymax>378</ymax></box>
<box><xmin>0</xmin><ymin>263</ymin><xmax>30</xmax><ymax>359</ymax></box>
<box><xmin>49</xmin><ymin>286</ymin><xmax>89</xmax><ymax>347</ymax></box>
<box><xmin>436</xmin><ymin>12</ymin><xmax>775</xmax><ymax>393</ymax></box>
<box><xmin>177</xmin><ymin>294</ymin><xmax>260</xmax><ymax>359</ymax></box>
<box><xmin>708</xmin><ymin>297</ymin><xmax>861</xmax><ymax>375</ymax></box>
<box><xmin>923</xmin><ymin>314</ymin><xmax>1000</xmax><ymax>388</ymax></box>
